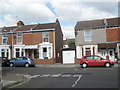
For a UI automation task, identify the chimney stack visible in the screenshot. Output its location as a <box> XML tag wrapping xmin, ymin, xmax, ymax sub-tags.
<box><xmin>17</xmin><ymin>20</ymin><xmax>24</xmax><ymax>27</ymax></box>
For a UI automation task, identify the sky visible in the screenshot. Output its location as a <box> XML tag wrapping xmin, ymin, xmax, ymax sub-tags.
<box><xmin>0</xmin><ymin>0</ymin><xmax>119</xmax><ymax>39</ymax></box>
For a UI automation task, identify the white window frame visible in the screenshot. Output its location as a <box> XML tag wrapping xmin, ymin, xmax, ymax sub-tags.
<box><xmin>39</xmin><ymin>43</ymin><xmax>52</xmax><ymax>59</ymax></box>
<box><xmin>0</xmin><ymin>48</ymin><xmax>10</xmax><ymax>58</ymax></box>
<box><xmin>42</xmin><ymin>32</ymin><xmax>49</xmax><ymax>42</ymax></box>
<box><xmin>17</xmin><ymin>32</ymin><xmax>23</xmax><ymax>44</ymax></box>
<box><xmin>84</xmin><ymin>30</ymin><xmax>92</xmax><ymax>41</ymax></box>
<box><xmin>2</xmin><ymin>35</ymin><xmax>8</xmax><ymax>45</ymax></box>
<box><xmin>13</xmin><ymin>45</ymin><xmax>25</xmax><ymax>58</ymax></box>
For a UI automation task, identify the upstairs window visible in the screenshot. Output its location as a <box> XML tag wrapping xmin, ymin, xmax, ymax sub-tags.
<box><xmin>17</xmin><ymin>32</ymin><xmax>22</xmax><ymax>44</ymax></box>
<box><xmin>42</xmin><ymin>32</ymin><xmax>49</xmax><ymax>42</ymax></box>
<box><xmin>84</xmin><ymin>30</ymin><xmax>92</xmax><ymax>41</ymax></box>
<box><xmin>2</xmin><ymin>34</ymin><xmax>8</xmax><ymax>44</ymax></box>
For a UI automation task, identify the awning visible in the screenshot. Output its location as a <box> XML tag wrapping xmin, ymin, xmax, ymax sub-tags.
<box><xmin>98</xmin><ymin>43</ymin><xmax>117</xmax><ymax>49</ymax></box>
<box><xmin>24</xmin><ymin>45</ymin><xmax>38</xmax><ymax>49</ymax></box>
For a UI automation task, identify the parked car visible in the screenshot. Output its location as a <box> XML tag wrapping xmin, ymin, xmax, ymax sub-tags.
<box><xmin>80</xmin><ymin>55</ymin><xmax>114</xmax><ymax>68</ymax></box>
<box><xmin>0</xmin><ymin>57</ymin><xmax>10</xmax><ymax>67</ymax></box>
<box><xmin>9</xmin><ymin>56</ymin><xmax>36</xmax><ymax>67</ymax></box>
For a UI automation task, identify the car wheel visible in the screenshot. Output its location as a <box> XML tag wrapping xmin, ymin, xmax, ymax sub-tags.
<box><xmin>82</xmin><ymin>63</ymin><xmax>87</xmax><ymax>68</ymax></box>
<box><xmin>25</xmin><ymin>63</ymin><xmax>29</xmax><ymax>67</ymax></box>
<box><xmin>10</xmin><ymin>63</ymin><xmax>14</xmax><ymax>67</ymax></box>
<box><xmin>105</xmin><ymin>63</ymin><xmax>111</xmax><ymax>67</ymax></box>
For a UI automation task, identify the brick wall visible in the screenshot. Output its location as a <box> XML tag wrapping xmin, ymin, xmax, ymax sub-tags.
<box><xmin>23</xmin><ymin>32</ymin><xmax>42</xmax><ymax>45</ymax></box>
<box><xmin>118</xmin><ymin>28</ymin><xmax>120</xmax><ymax>41</ymax></box>
<box><xmin>106</xmin><ymin>28</ymin><xmax>119</xmax><ymax>42</ymax></box>
<box><xmin>6</xmin><ymin>31</ymin><xmax>54</xmax><ymax>45</ymax></box>
<box><xmin>55</xmin><ymin>22</ymin><xmax>63</xmax><ymax>63</ymax></box>
<box><xmin>34</xmin><ymin>58</ymin><xmax>56</xmax><ymax>64</ymax></box>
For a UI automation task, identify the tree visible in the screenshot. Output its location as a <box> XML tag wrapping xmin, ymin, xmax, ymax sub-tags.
<box><xmin>68</xmin><ymin>39</ymin><xmax>75</xmax><ymax>48</ymax></box>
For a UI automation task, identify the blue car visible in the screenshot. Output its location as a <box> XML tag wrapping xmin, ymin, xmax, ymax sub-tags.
<box><xmin>10</xmin><ymin>56</ymin><xmax>36</xmax><ymax>67</ymax></box>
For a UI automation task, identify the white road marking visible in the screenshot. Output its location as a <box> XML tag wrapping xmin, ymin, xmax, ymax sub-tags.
<box><xmin>30</xmin><ymin>75</ymin><xmax>40</xmax><ymax>79</ymax></box>
<box><xmin>61</xmin><ymin>74</ymin><xmax>71</xmax><ymax>77</ymax></box>
<box><xmin>72</xmin><ymin>75</ymin><xmax>82</xmax><ymax>87</ymax></box>
<box><xmin>40</xmin><ymin>74</ymin><xmax>51</xmax><ymax>77</ymax></box>
<box><xmin>51</xmin><ymin>74</ymin><xmax>61</xmax><ymax>77</ymax></box>
<box><xmin>73</xmin><ymin>74</ymin><xmax>81</xmax><ymax>77</ymax></box>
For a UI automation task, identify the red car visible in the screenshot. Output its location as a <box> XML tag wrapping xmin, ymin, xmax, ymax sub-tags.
<box><xmin>80</xmin><ymin>55</ymin><xmax>114</xmax><ymax>68</ymax></box>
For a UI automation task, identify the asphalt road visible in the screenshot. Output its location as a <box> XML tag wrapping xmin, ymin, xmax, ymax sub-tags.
<box><xmin>2</xmin><ymin>64</ymin><xmax>119</xmax><ymax>88</ymax></box>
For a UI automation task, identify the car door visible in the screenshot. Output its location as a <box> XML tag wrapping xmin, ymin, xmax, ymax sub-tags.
<box><xmin>93</xmin><ymin>56</ymin><xmax>104</xmax><ymax>66</ymax></box>
<box><xmin>21</xmin><ymin>57</ymin><xmax>28</xmax><ymax>66</ymax></box>
<box><xmin>85</xmin><ymin>56</ymin><xmax>95</xmax><ymax>66</ymax></box>
<box><xmin>13</xmin><ymin>57</ymin><xmax>22</xmax><ymax>66</ymax></box>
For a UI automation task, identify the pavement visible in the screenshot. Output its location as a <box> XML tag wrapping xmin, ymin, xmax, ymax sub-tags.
<box><xmin>2</xmin><ymin>74</ymin><xmax>28</xmax><ymax>89</ymax></box>
<box><xmin>1</xmin><ymin>63</ymin><xmax>119</xmax><ymax>89</ymax></box>
<box><xmin>35</xmin><ymin>63</ymin><xmax>80</xmax><ymax>67</ymax></box>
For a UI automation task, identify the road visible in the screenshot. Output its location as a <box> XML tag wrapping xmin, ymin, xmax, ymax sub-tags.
<box><xmin>2</xmin><ymin>64</ymin><xmax>119</xmax><ymax>89</ymax></box>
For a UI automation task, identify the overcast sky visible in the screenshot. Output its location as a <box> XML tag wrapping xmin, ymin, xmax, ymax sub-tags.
<box><xmin>0</xmin><ymin>0</ymin><xmax>119</xmax><ymax>39</ymax></box>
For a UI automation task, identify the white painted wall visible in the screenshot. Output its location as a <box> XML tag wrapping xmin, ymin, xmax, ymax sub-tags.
<box><xmin>62</xmin><ymin>50</ymin><xmax>75</xmax><ymax>64</ymax></box>
<box><xmin>76</xmin><ymin>45</ymin><xmax>98</xmax><ymax>59</ymax></box>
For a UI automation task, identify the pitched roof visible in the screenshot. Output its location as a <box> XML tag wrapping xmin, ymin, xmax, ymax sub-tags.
<box><xmin>107</xmin><ymin>17</ymin><xmax>120</xmax><ymax>26</ymax></box>
<box><xmin>33</xmin><ymin>23</ymin><xmax>57</xmax><ymax>30</ymax></box>
<box><xmin>75</xmin><ymin>17</ymin><xmax>120</xmax><ymax>30</ymax></box>
<box><xmin>1</xmin><ymin>21</ymin><xmax>58</xmax><ymax>33</ymax></box>
<box><xmin>16</xmin><ymin>24</ymin><xmax>36</xmax><ymax>31</ymax></box>
<box><xmin>75</xmin><ymin>19</ymin><xmax>104</xmax><ymax>29</ymax></box>
<box><xmin>1</xmin><ymin>26</ymin><xmax>17</xmax><ymax>33</ymax></box>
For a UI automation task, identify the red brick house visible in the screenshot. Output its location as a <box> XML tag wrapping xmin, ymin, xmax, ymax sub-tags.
<box><xmin>0</xmin><ymin>19</ymin><xmax>63</xmax><ymax>64</ymax></box>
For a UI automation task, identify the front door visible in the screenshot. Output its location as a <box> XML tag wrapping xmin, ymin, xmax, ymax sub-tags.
<box><xmin>100</xmin><ymin>49</ymin><xmax>106</xmax><ymax>59</ymax></box>
<box><xmin>85</xmin><ymin>48</ymin><xmax>91</xmax><ymax>56</ymax></box>
<box><xmin>108</xmin><ymin>49</ymin><xmax>115</xmax><ymax>62</ymax></box>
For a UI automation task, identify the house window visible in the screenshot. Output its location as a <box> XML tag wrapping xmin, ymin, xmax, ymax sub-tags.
<box><xmin>1</xmin><ymin>49</ymin><xmax>9</xmax><ymax>57</ymax></box>
<box><xmin>84</xmin><ymin>30</ymin><xmax>92</xmax><ymax>41</ymax></box>
<box><xmin>119</xmin><ymin>46</ymin><xmax>120</xmax><ymax>58</ymax></box>
<box><xmin>41</xmin><ymin>47</ymin><xmax>52</xmax><ymax>59</ymax></box>
<box><xmin>42</xmin><ymin>32</ymin><xmax>49</xmax><ymax>42</ymax></box>
<box><xmin>6</xmin><ymin>49</ymin><xmax>9</xmax><ymax>57</ymax></box>
<box><xmin>2</xmin><ymin>35</ymin><xmax>8</xmax><ymax>44</ymax></box>
<box><xmin>49</xmin><ymin>47</ymin><xmax>51</xmax><ymax>58</ymax></box>
<box><xmin>1</xmin><ymin>49</ymin><xmax>5</xmax><ymax>57</ymax></box>
<box><xmin>43</xmin><ymin>47</ymin><xmax>47</xmax><ymax>58</ymax></box>
<box><xmin>21</xmin><ymin>49</ymin><xmax>24</xmax><ymax>56</ymax></box>
<box><xmin>17</xmin><ymin>32</ymin><xmax>22</xmax><ymax>44</ymax></box>
<box><xmin>16</xmin><ymin>48</ymin><xmax>20</xmax><ymax>57</ymax></box>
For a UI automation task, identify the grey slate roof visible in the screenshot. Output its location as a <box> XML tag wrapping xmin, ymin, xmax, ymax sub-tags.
<box><xmin>0</xmin><ymin>22</ymin><xmax>58</xmax><ymax>33</ymax></box>
<box><xmin>75</xmin><ymin>17</ymin><xmax>120</xmax><ymax>30</ymax></box>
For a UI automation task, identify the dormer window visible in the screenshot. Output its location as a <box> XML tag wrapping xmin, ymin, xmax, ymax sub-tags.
<box><xmin>2</xmin><ymin>34</ymin><xmax>8</xmax><ymax>44</ymax></box>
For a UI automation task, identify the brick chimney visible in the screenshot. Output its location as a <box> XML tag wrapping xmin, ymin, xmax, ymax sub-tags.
<box><xmin>17</xmin><ymin>20</ymin><xmax>24</xmax><ymax>27</ymax></box>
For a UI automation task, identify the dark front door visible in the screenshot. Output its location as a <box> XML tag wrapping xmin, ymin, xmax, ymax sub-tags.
<box><xmin>85</xmin><ymin>48</ymin><xmax>91</xmax><ymax>56</ymax></box>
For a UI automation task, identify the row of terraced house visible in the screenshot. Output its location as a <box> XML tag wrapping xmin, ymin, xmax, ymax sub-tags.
<box><xmin>0</xmin><ymin>17</ymin><xmax>120</xmax><ymax>64</ymax></box>
<box><xmin>0</xmin><ymin>19</ymin><xmax>63</xmax><ymax>64</ymax></box>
